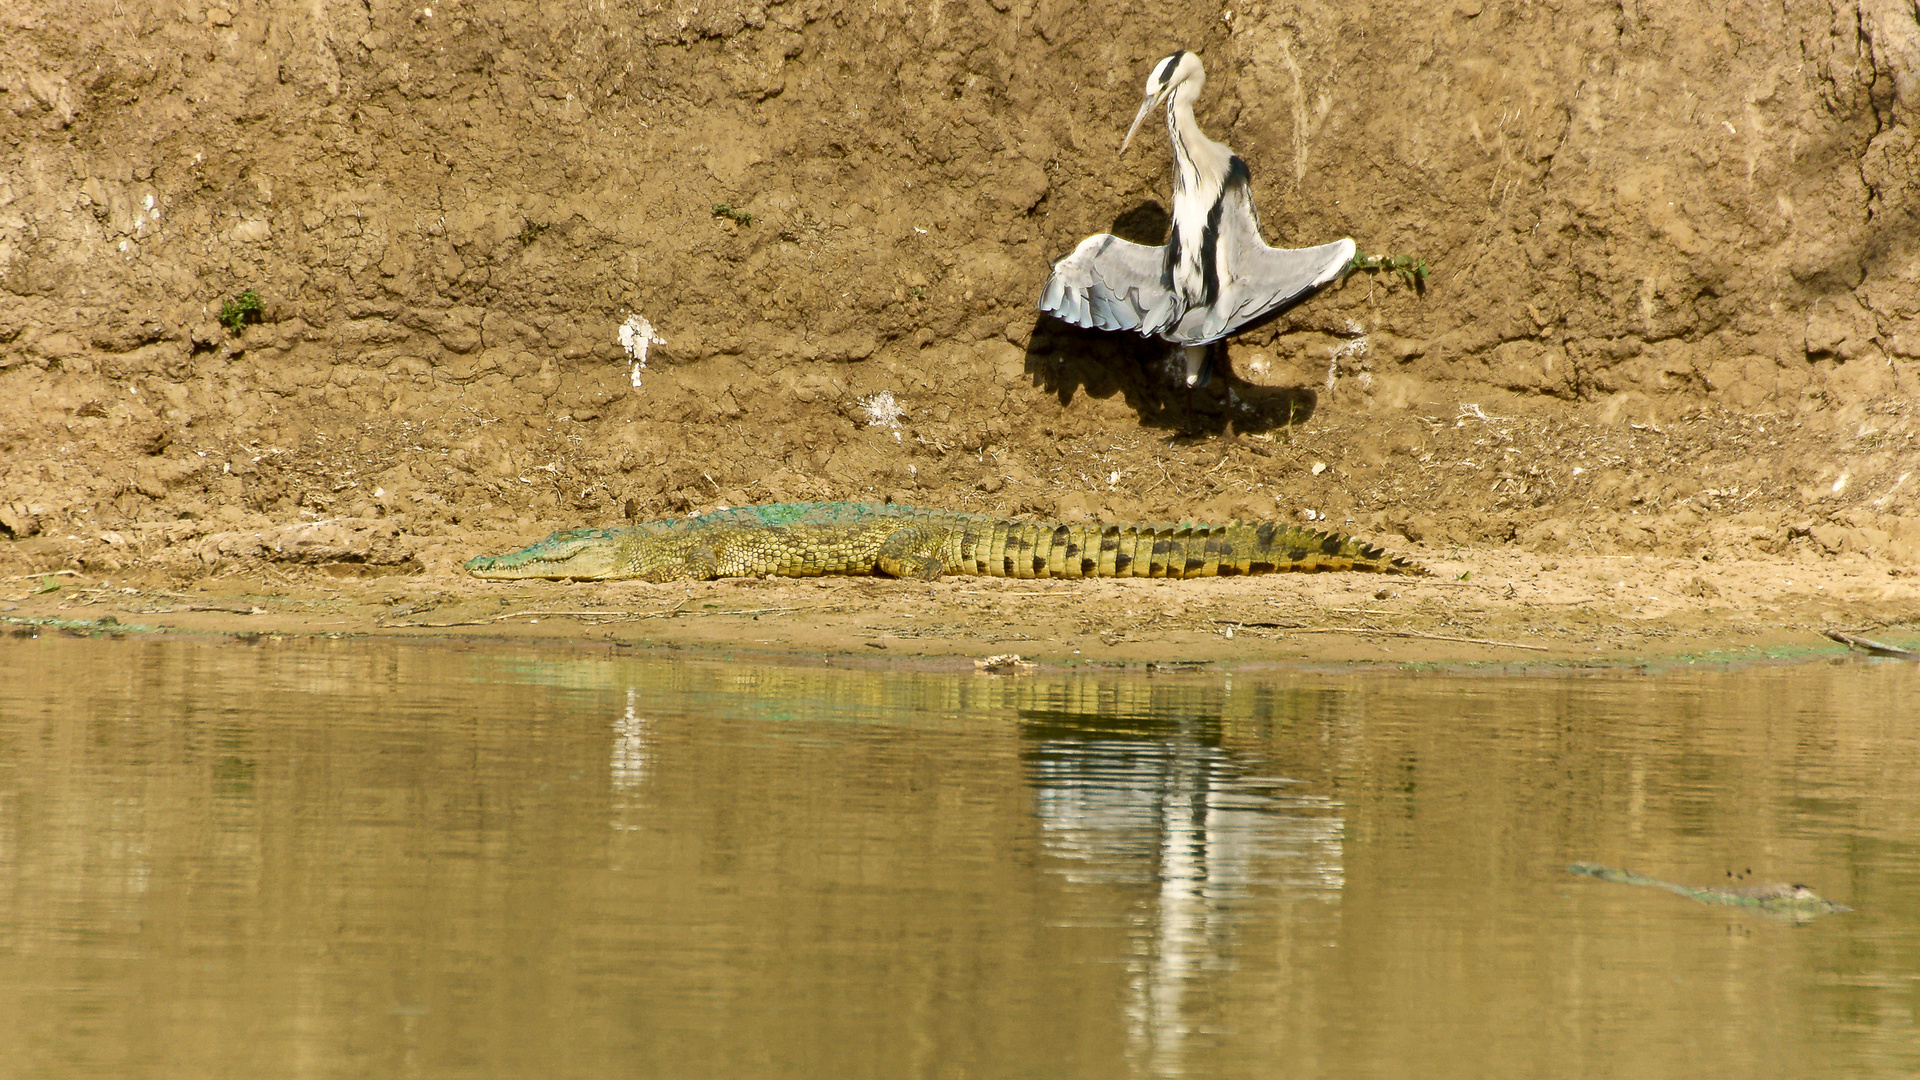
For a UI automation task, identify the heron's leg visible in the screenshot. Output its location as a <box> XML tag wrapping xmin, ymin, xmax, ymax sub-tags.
<box><xmin>1178</xmin><ymin>343</ymin><xmax>1211</xmax><ymax>387</ymax></box>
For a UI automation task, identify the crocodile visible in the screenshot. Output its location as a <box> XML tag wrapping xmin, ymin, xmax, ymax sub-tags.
<box><xmin>465</xmin><ymin>501</ymin><xmax>1426</xmax><ymax>582</ymax></box>
<box><xmin>1568</xmin><ymin>862</ymin><xmax>1851</xmax><ymax>918</ymax></box>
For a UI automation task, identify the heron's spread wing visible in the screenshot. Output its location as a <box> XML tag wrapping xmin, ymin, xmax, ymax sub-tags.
<box><xmin>1189</xmin><ymin>228</ymin><xmax>1356</xmax><ymax>344</ymax></box>
<box><xmin>1037</xmin><ymin>233</ymin><xmax>1180</xmax><ymax>336</ymax></box>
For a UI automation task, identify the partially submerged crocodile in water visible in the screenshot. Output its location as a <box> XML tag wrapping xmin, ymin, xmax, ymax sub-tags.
<box><xmin>1568</xmin><ymin>862</ymin><xmax>1851</xmax><ymax>918</ymax></box>
<box><xmin>465</xmin><ymin>502</ymin><xmax>1427</xmax><ymax>582</ymax></box>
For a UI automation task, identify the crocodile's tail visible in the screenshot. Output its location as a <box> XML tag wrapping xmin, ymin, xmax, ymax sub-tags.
<box><xmin>1568</xmin><ymin>863</ymin><xmax>1667</xmax><ymax>889</ymax></box>
<box><xmin>949</xmin><ymin>518</ymin><xmax>1426</xmax><ymax>579</ymax></box>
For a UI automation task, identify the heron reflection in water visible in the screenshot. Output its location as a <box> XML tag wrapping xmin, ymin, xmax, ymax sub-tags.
<box><xmin>1039</xmin><ymin>51</ymin><xmax>1355</xmax><ymax>388</ymax></box>
<box><xmin>1021</xmin><ymin>696</ymin><xmax>1343</xmax><ymax>1076</ymax></box>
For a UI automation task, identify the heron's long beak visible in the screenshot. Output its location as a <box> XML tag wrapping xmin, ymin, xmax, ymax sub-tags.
<box><xmin>1121</xmin><ymin>90</ymin><xmax>1166</xmax><ymax>154</ymax></box>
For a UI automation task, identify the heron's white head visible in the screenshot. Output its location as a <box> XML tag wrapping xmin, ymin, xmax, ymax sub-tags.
<box><xmin>1122</xmin><ymin>51</ymin><xmax>1205</xmax><ymax>154</ymax></box>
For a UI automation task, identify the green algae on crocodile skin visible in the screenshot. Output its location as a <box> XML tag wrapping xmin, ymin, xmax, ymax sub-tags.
<box><xmin>1568</xmin><ymin>862</ymin><xmax>1852</xmax><ymax>917</ymax></box>
<box><xmin>465</xmin><ymin>501</ymin><xmax>1428</xmax><ymax>583</ymax></box>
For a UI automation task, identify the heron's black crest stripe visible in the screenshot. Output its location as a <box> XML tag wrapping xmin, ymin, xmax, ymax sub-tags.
<box><xmin>1156</xmin><ymin>51</ymin><xmax>1185</xmax><ymax>85</ymax></box>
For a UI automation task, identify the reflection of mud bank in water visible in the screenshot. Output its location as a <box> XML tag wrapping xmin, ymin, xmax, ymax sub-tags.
<box><xmin>1018</xmin><ymin>703</ymin><xmax>1344</xmax><ymax>1074</ymax></box>
<box><xmin>480</xmin><ymin>656</ymin><xmax>1365</xmax><ymax>731</ymax></box>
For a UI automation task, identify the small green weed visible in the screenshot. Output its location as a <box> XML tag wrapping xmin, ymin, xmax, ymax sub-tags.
<box><xmin>712</xmin><ymin>204</ymin><xmax>753</xmax><ymax>226</ymax></box>
<box><xmin>217</xmin><ymin>288</ymin><xmax>264</xmax><ymax>333</ymax></box>
<box><xmin>1347</xmin><ymin>250</ymin><xmax>1430</xmax><ymax>293</ymax></box>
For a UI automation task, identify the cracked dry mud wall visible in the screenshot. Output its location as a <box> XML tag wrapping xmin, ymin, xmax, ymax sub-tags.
<box><xmin>1</xmin><ymin>0</ymin><xmax>1917</xmax><ymax>565</ymax></box>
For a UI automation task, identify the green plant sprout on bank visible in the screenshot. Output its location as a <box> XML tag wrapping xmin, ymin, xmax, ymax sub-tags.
<box><xmin>712</xmin><ymin>204</ymin><xmax>753</xmax><ymax>226</ymax></box>
<box><xmin>1346</xmin><ymin>250</ymin><xmax>1430</xmax><ymax>293</ymax></box>
<box><xmin>217</xmin><ymin>289</ymin><xmax>264</xmax><ymax>333</ymax></box>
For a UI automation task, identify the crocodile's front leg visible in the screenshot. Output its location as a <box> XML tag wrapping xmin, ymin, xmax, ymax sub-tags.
<box><xmin>643</xmin><ymin>541</ymin><xmax>721</xmax><ymax>582</ymax></box>
<box><xmin>875</xmin><ymin>524</ymin><xmax>949</xmax><ymax>580</ymax></box>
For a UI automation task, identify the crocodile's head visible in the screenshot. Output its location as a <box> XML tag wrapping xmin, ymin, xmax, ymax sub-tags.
<box><xmin>1743</xmin><ymin>883</ymin><xmax>1852</xmax><ymax>912</ymax></box>
<box><xmin>465</xmin><ymin>529</ymin><xmax>628</xmax><ymax>580</ymax></box>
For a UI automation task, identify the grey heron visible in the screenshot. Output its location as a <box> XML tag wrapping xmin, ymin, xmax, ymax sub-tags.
<box><xmin>1038</xmin><ymin>51</ymin><xmax>1356</xmax><ymax>387</ymax></box>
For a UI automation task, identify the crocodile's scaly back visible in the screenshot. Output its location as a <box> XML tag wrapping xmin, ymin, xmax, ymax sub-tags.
<box><xmin>465</xmin><ymin>501</ymin><xmax>1426</xmax><ymax>582</ymax></box>
<box><xmin>1567</xmin><ymin>863</ymin><xmax>1851</xmax><ymax>917</ymax></box>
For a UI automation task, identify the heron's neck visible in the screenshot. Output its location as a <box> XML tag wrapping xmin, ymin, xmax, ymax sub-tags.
<box><xmin>1164</xmin><ymin>96</ymin><xmax>1231</xmax><ymax>198</ymax></box>
<box><xmin>1162</xmin><ymin>90</ymin><xmax>1235</xmax><ymax>306</ymax></box>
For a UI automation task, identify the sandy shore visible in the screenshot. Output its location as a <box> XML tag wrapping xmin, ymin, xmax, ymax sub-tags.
<box><xmin>8</xmin><ymin>546</ymin><xmax>1917</xmax><ymax>672</ymax></box>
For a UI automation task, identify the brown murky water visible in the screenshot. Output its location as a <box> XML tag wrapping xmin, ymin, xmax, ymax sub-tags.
<box><xmin>2</xmin><ymin>633</ymin><xmax>1917</xmax><ymax>1079</ymax></box>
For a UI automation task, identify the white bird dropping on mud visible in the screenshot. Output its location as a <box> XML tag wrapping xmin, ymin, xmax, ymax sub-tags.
<box><xmin>618</xmin><ymin>315</ymin><xmax>665</xmax><ymax>388</ymax></box>
<box><xmin>860</xmin><ymin>391</ymin><xmax>908</xmax><ymax>442</ymax></box>
<box><xmin>1038</xmin><ymin>51</ymin><xmax>1355</xmax><ymax>387</ymax></box>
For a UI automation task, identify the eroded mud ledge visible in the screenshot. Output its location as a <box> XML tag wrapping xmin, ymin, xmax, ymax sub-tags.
<box><xmin>4</xmin><ymin>1</ymin><xmax>1919</xmax><ymax>650</ymax></box>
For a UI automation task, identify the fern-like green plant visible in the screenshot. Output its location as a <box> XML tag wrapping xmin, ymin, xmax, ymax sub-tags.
<box><xmin>1346</xmin><ymin>250</ymin><xmax>1430</xmax><ymax>293</ymax></box>
<box><xmin>217</xmin><ymin>288</ymin><xmax>264</xmax><ymax>333</ymax></box>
